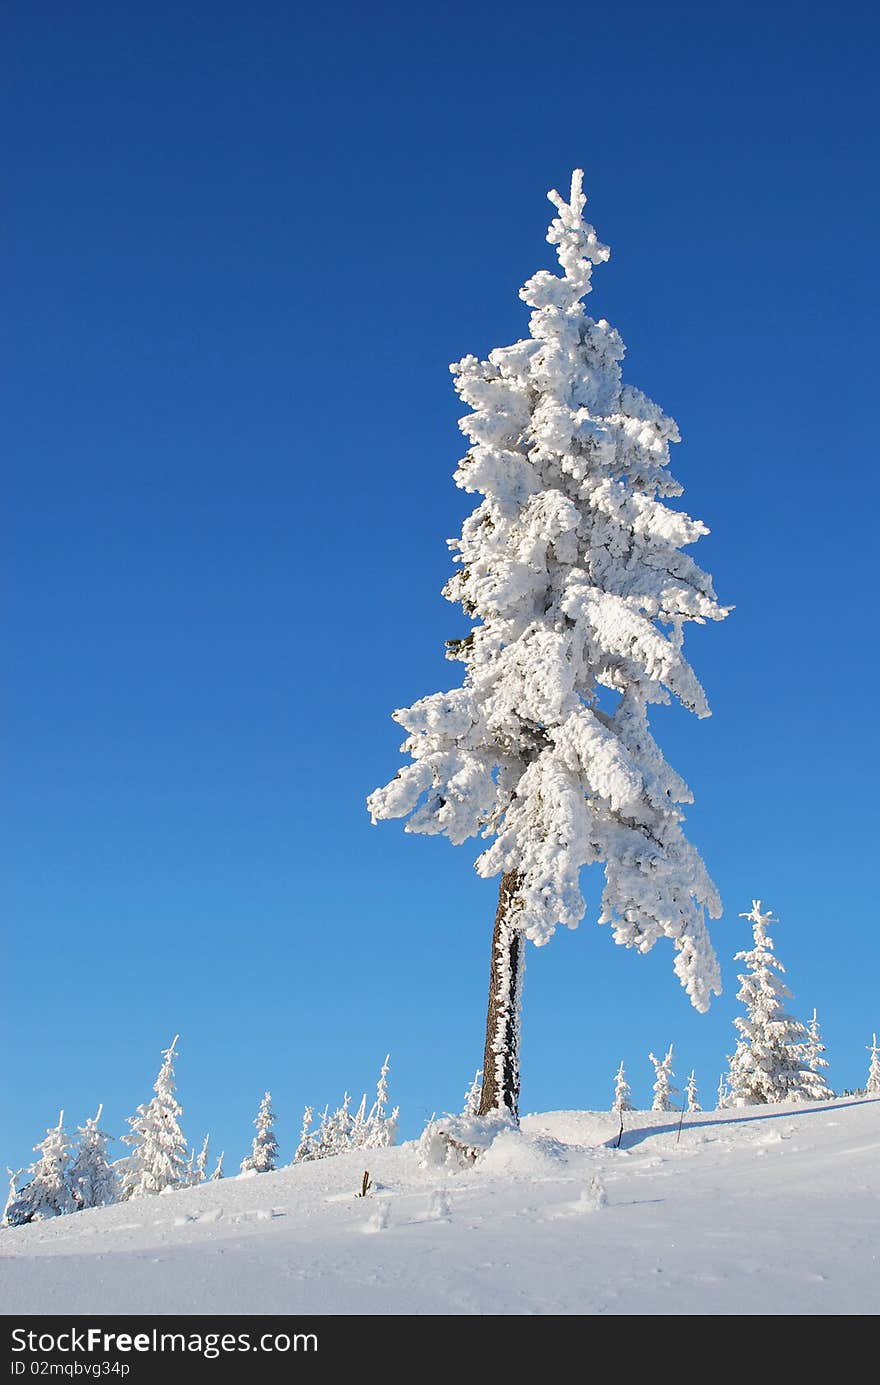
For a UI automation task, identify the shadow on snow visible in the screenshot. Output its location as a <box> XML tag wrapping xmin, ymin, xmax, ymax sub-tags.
<box><xmin>608</xmin><ymin>1097</ymin><xmax>879</xmax><ymax>1152</ymax></box>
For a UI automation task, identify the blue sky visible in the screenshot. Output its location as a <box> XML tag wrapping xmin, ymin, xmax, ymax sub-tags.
<box><xmin>4</xmin><ymin>2</ymin><xmax>879</xmax><ymax>1172</ymax></box>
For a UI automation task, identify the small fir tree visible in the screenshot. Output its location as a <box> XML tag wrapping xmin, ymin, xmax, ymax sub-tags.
<box><xmin>716</xmin><ymin>1073</ymin><xmax>729</xmax><ymax>1109</ymax></box>
<box><xmin>193</xmin><ymin>1134</ymin><xmax>210</xmax><ymax>1184</ymax></box>
<box><xmin>462</xmin><ymin>1070</ymin><xmax>484</xmax><ymax>1117</ymax></box>
<box><xmin>293</xmin><ymin>1106</ymin><xmax>315</xmax><ymax>1164</ymax></box>
<box><xmin>349</xmin><ymin>1093</ymin><xmax>369</xmax><ymax>1147</ymax></box>
<box><xmin>3</xmin><ymin>1168</ymin><xmax>19</xmax><ymax>1227</ymax></box>
<box><xmin>333</xmin><ymin>1101</ymin><xmax>354</xmax><ymax>1154</ymax></box>
<box><xmin>362</xmin><ymin>1056</ymin><xmax>399</xmax><ymax>1149</ymax></box>
<box><xmin>69</xmin><ymin>1106</ymin><xmax>118</xmax><ymax>1210</ymax></box>
<box><xmin>240</xmin><ymin>1093</ymin><xmax>279</xmax><ymax>1174</ymax></box>
<box><xmin>867</xmin><ymin>1034</ymin><xmax>880</xmax><ymax>1096</ymax></box>
<box><xmin>649</xmin><ymin>1045</ymin><xmax>677</xmax><ymax>1112</ymax></box>
<box><xmin>293</xmin><ymin>1058</ymin><xmax>399</xmax><ymax>1163</ymax></box>
<box><xmin>3</xmin><ymin>1113</ymin><xmax>76</xmax><ymax>1225</ymax></box>
<box><xmin>727</xmin><ymin>903</ymin><xmax>814</xmax><ymax>1105</ymax></box>
<box><xmin>799</xmin><ymin>1009</ymin><xmax>833</xmax><ymax>1101</ymax></box>
<box><xmin>612</xmin><ymin>1061</ymin><xmax>634</xmax><ymax>1113</ymax></box>
<box><xmin>685</xmin><ymin>1070</ymin><xmax>701</xmax><ymax>1113</ymax></box>
<box><xmin>120</xmin><ymin>1036</ymin><xmax>188</xmax><ymax>1199</ymax></box>
<box><xmin>210</xmin><ymin>1152</ymin><xmax>225</xmax><ymax>1181</ymax></box>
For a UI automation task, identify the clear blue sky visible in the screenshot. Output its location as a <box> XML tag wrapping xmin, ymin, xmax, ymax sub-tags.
<box><xmin>4</xmin><ymin>2</ymin><xmax>878</xmax><ymax>1173</ymax></box>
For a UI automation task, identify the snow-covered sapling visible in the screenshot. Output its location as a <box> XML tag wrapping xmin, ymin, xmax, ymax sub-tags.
<box><xmin>120</xmin><ymin>1036</ymin><xmax>188</xmax><ymax>1199</ymax></box>
<box><xmin>799</xmin><ymin>1009</ymin><xmax>834</xmax><ymax>1101</ymax></box>
<box><xmin>362</xmin><ymin>1056</ymin><xmax>399</xmax><ymax>1150</ymax></box>
<box><xmin>726</xmin><ymin>904</ymin><xmax>815</xmax><ymax>1105</ymax></box>
<box><xmin>368</xmin><ymin>170</ymin><xmax>729</xmax><ymax>1119</ymax></box>
<box><xmin>293</xmin><ymin>1106</ymin><xmax>315</xmax><ymax>1164</ymax></box>
<box><xmin>462</xmin><ymin>1069</ymin><xmax>483</xmax><ymax>1117</ymax></box>
<box><xmin>69</xmin><ymin>1106</ymin><xmax>119</xmax><ymax>1210</ymax></box>
<box><xmin>293</xmin><ymin>1058</ymin><xmax>399</xmax><ymax>1164</ymax></box>
<box><xmin>240</xmin><ymin>1092</ymin><xmax>279</xmax><ymax>1175</ymax></box>
<box><xmin>649</xmin><ymin>1045</ymin><xmax>678</xmax><ymax>1112</ymax></box>
<box><xmin>612</xmin><ymin>1061</ymin><xmax>634</xmax><ymax>1113</ymax></box>
<box><xmin>867</xmin><ymin>1034</ymin><xmax>880</xmax><ymax>1096</ymax></box>
<box><xmin>210</xmin><ymin>1152</ymin><xmax>225</xmax><ymax>1181</ymax></box>
<box><xmin>685</xmin><ymin>1071</ymin><xmax>701</xmax><ymax>1113</ymax></box>
<box><xmin>192</xmin><ymin>1134</ymin><xmax>210</xmax><ymax>1185</ymax></box>
<box><xmin>2</xmin><ymin>1169</ymin><xmax>19</xmax><ymax>1228</ymax></box>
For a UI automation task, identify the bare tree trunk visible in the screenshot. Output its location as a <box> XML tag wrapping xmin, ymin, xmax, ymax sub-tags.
<box><xmin>478</xmin><ymin>871</ymin><xmax>525</xmax><ymax>1119</ymax></box>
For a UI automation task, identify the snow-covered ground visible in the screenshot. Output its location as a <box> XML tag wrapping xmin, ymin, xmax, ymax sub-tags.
<box><xmin>2</xmin><ymin>1099</ymin><xmax>877</xmax><ymax>1315</ymax></box>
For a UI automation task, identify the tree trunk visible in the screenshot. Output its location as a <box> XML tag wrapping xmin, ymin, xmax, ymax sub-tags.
<box><xmin>478</xmin><ymin>871</ymin><xmax>525</xmax><ymax>1119</ymax></box>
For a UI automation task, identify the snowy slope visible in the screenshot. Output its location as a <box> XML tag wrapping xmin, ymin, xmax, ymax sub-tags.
<box><xmin>2</xmin><ymin>1099</ymin><xmax>877</xmax><ymax>1316</ymax></box>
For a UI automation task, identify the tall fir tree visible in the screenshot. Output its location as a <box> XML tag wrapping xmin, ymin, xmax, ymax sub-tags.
<box><xmin>727</xmin><ymin>903</ymin><xmax>814</xmax><ymax>1105</ymax></box>
<box><xmin>612</xmin><ymin>1061</ymin><xmax>634</xmax><ymax>1113</ymax></box>
<box><xmin>69</xmin><ymin>1106</ymin><xmax>118</xmax><ymax>1210</ymax></box>
<box><xmin>368</xmin><ymin>170</ymin><xmax>728</xmax><ymax>1118</ymax></box>
<box><xmin>867</xmin><ymin>1034</ymin><xmax>880</xmax><ymax>1095</ymax></box>
<box><xmin>3</xmin><ymin>1112</ymin><xmax>76</xmax><ymax>1225</ymax></box>
<box><xmin>240</xmin><ymin>1092</ymin><xmax>279</xmax><ymax>1174</ymax></box>
<box><xmin>649</xmin><ymin>1045</ymin><xmax>678</xmax><ymax>1112</ymax></box>
<box><xmin>120</xmin><ymin>1036</ymin><xmax>188</xmax><ymax>1198</ymax></box>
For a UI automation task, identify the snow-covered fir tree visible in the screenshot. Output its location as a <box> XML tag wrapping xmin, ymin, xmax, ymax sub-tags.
<box><xmin>368</xmin><ymin>170</ymin><xmax>728</xmax><ymax>1117</ymax></box>
<box><xmin>716</xmin><ymin>1073</ymin><xmax>729</xmax><ymax>1109</ymax></box>
<box><xmin>3</xmin><ymin>1169</ymin><xmax>18</xmax><ymax>1228</ymax></box>
<box><xmin>612</xmin><ymin>1061</ymin><xmax>634</xmax><ymax>1112</ymax></box>
<box><xmin>867</xmin><ymin>1034</ymin><xmax>880</xmax><ymax>1095</ymax></box>
<box><xmin>328</xmin><ymin>1094</ymin><xmax>354</xmax><ymax>1154</ymax></box>
<box><xmin>240</xmin><ymin>1093</ymin><xmax>278</xmax><ymax>1175</ymax></box>
<box><xmin>685</xmin><ymin>1070</ymin><xmax>701</xmax><ymax>1113</ymax></box>
<box><xmin>293</xmin><ymin>1059</ymin><xmax>399</xmax><ymax>1162</ymax></box>
<box><xmin>727</xmin><ymin>903</ymin><xmax>815</xmax><ymax>1105</ymax></box>
<box><xmin>120</xmin><ymin>1036</ymin><xmax>188</xmax><ymax>1199</ymax></box>
<box><xmin>308</xmin><ymin>1106</ymin><xmax>335</xmax><ymax>1160</ymax></box>
<box><xmin>799</xmin><ymin>1009</ymin><xmax>833</xmax><ymax>1101</ymax></box>
<box><xmin>3</xmin><ymin>1113</ymin><xmax>76</xmax><ymax>1225</ymax></box>
<box><xmin>463</xmin><ymin>1069</ymin><xmax>484</xmax><ymax>1117</ymax></box>
<box><xmin>192</xmin><ymin>1134</ymin><xmax>210</xmax><ymax>1184</ymax></box>
<box><xmin>210</xmin><ymin>1152</ymin><xmax>225</xmax><ymax>1181</ymax></box>
<box><xmin>293</xmin><ymin>1106</ymin><xmax>315</xmax><ymax>1164</ymax></box>
<box><xmin>69</xmin><ymin>1106</ymin><xmax>118</xmax><ymax>1210</ymax></box>
<box><xmin>183</xmin><ymin>1144</ymin><xmax>200</xmax><ymax>1187</ymax></box>
<box><xmin>349</xmin><ymin>1093</ymin><xmax>368</xmax><ymax>1147</ymax></box>
<box><xmin>649</xmin><ymin>1045</ymin><xmax>677</xmax><ymax>1112</ymax></box>
<box><xmin>363</xmin><ymin>1055</ymin><xmax>399</xmax><ymax>1149</ymax></box>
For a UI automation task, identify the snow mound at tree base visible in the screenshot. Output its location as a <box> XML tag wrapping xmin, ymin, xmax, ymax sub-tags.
<box><xmin>418</xmin><ymin>1111</ymin><xmax>571</xmax><ymax>1175</ymax></box>
<box><xmin>476</xmin><ymin>1127</ymin><xmax>572</xmax><ymax>1177</ymax></box>
<box><xmin>418</xmin><ymin>1110</ymin><xmax>517</xmax><ymax>1167</ymax></box>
